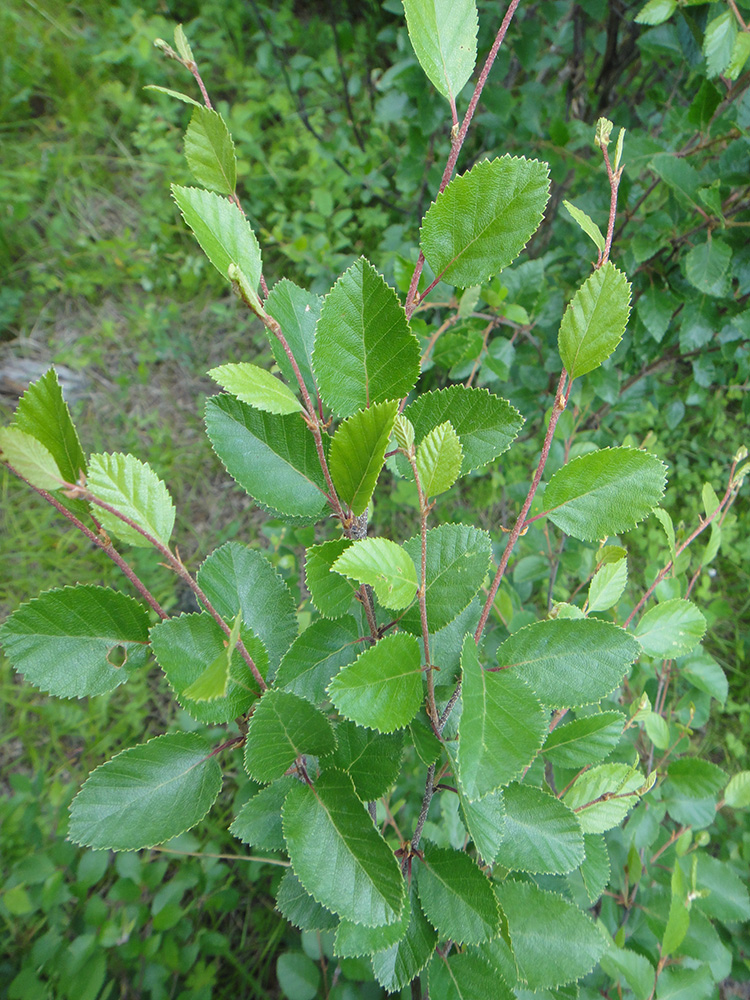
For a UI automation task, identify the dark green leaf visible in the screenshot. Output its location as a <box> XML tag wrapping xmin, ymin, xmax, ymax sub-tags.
<box><xmin>276</xmin><ymin>952</ymin><xmax>320</xmax><ymax>1000</ymax></box>
<box><xmin>305</xmin><ymin>539</ymin><xmax>357</xmax><ymax>619</ymax></box>
<box><xmin>371</xmin><ymin>883</ymin><xmax>437</xmax><ymax>993</ymax></box>
<box><xmin>184</xmin><ymin>106</ymin><xmax>236</xmax><ymax>195</ymax></box>
<box><xmin>276</xmin><ymin>616</ymin><xmax>361</xmax><ymax>704</ymax></box>
<box><xmin>686</xmin><ymin>853</ymin><xmax>750</xmax><ymax>925</ymax></box>
<box><xmin>684</xmin><ymin>239</ymin><xmax>732</xmax><ymax>296</ymax></box>
<box><xmin>663</xmin><ymin>758</ymin><xmax>727</xmax><ymax>828</ymax></box>
<box><xmin>330</xmin><ymin>400</ymin><xmax>398</xmax><ymax>515</ymax></box>
<box><xmin>543</xmin><ymin>711</ymin><xmax>625</xmax><ymax>768</ymax></box>
<box><xmin>275</xmin><ymin>869</ymin><xmax>339</xmax><ymax>931</ymax></box>
<box><xmin>429</xmin><ymin>951</ymin><xmax>513</xmax><ymax>1000</ymax></box>
<box><xmin>244</xmin><ymin>689</ymin><xmax>336</xmax><ymax>783</ymax></box>
<box><xmin>230</xmin><ymin>776</ymin><xmax>296</xmax><ymax>851</ymax></box>
<box><xmin>494</xmin><ymin>782</ymin><xmax>585</xmax><ymax>874</ymax></box>
<box><xmin>416</xmin><ymin>845</ymin><xmax>500</xmax><ymax>945</ymax></box>
<box><xmin>558</xmin><ymin>263</ymin><xmax>631</xmax><ymax>380</ymax></box>
<box><xmin>323</xmin><ymin>721</ymin><xmax>404</xmax><ymax>800</ymax></box>
<box><xmin>264</xmin><ymin>279</ymin><xmax>321</xmax><ymax>402</ymax></box>
<box><xmin>600</xmin><ymin>943</ymin><xmax>655</xmax><ymax>1000</ymax></box>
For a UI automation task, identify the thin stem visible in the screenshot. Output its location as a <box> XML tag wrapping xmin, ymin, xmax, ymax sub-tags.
<box><xmin>410</xmin><ymin>763</ymin><xmax>436</xmax><ymax>855</ymax></box>
<box><xmin>150</xmin><ymin>845</ymin><xmax>290</xmax><ymax>867</ymax></box>
<box><xmin>598</xmin><ymin>143</ymin><xmax>623</xmax><ymax>268</ymax></box>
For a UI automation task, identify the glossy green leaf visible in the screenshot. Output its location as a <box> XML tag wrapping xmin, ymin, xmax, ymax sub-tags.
<box><xmin>496</xmin><ymin>618</ymin><xmax>641</xmax><ymax>708</ymax></box>
<box><xmin>313</xmin><ymin>257</ymin><xmax>420</xmax><ymax>418</ymax></box>
<box><xmin>429</xmin><ymin>951</ymin><xmax>512</xmax><ymax>1000</ymax></box>
<box><xmin>276</xmin><ymin>616</ymin><xmax>361</xmax><ymax>704</ymax></box>
<box><xmin>416</xmin><ymin>421</ymin><xmax>463</xmax><ymax>497</ymax></box>
<box><xmin>150</xmin><ymin>611</ymin><xmax>265</xmax><ymax>722</ymax></box>
<box><xmin>420</xmin><ymin>156</ymin><xmax>550</xmax><ymax>288</ymax></box>
<box><xmin>264</xmin><ymin>279</ymin><xmax>321</xmax><ymax>402</ymax></box>
<box><xmin>330</xmin><ymin>400</ymin><xmax>398</xmax><ymax>515</ymax></box>
<box><xmin>635</xmin><ymin>598</ymin><xmax>706</xmax><ymax>658</ymax></box>
<box><xmin>563</xmin><ymin>763</ymin><xmax>645</xmax><ymax>833</ymax></box>
<box><xmin>684</xmin><ymin>238</ymin><xmax>732</xmax><ymax>295</ymax></box>
<box><xmin>0</xmin><ymin>585</ymin><xmax>150</xmax><ymax>698</ymax></box>
<box><xmin>327</xmin><ymin>632</ymin><xmax>423</xmax><ymax>733</ymax></box>
<box><xmin>400</xmin><ymin>523</ymin><xmax>491</xmax><ymax>634</ymax></box>
<box><xmin>496</xmin><ymin>880</ymin><xmax>605</xmax><ymax>989</ymax></box>
<box><xmin>208</xmin><ymin>363</ymin><xmax>303</xmax><ymax>415</ymax></box>
<box><xmin>402</xmin><ymin>0</ymin><xmax>478</xmax><ymax>101</ymax></box>
<box><xmin>371</xmin><ymin>883</ymin><xmax>437</xmax><ymax>993</ymax></box>
<box><xmin>458</xmin><ymin>635</ymin><xmax>546</xmax><ymax>800</ymax></box>
<box><xmin>275</xmin><ymin>869</ymin><xmax>339</xmax><ymax>931</ymax></box>
<box><xmin>87</xmin><ymin>452</ymin><xmax>175</xmax><ymax>548</ymax></box>
<box><xmin>543</xmin><ymin>711</ymin><xmax>625</xmax><ymax>768</ymax></box>
<box><xmin>562</xmin><ymin>199</ymin><xmax>605</xmax><ymax>252</ymax></box>
<box><xmin>0</xmin><ymin>426</ymin><xmax>63</xmax><ymax>490</ymax></box>
<box><xmin>244</xmin><ymin>689</ymin><xmax>336</xmax><ymax>783</ymax></box>
<box><xmin>331</xmin><ymin>537</ymin><xmax>418</xmax><ymax>610</ymax></box>
<box><xmin>494</xmin><ymin>783</ymin><xmax>584</xmax><ymax>875</ymax></box>
<box><xmin>304</xmin><ymin>539</ymin><xmax>357</xmax><ymax>618</ymax></box>
<box><xmin>335</xmin><ymin>891</ymin><xmax>411</xmax><ymax>957</ymax></box>
<box><xmin>544</xmin><ymin>447</ymin><xmax>667</xmax><ymax>541</ymax></box>
<box><xmin>635</xmin><ymin>0</ymin><xmax>677</xmax><ymax>26</ymax></box>
<box><xmin>402</xmin><ymin>385</ymin><xmax>523</xmax><ymax>475</ymax></box>
<box><xmin>171</xmin><ymin>184</ymin><xmax>262</xmax><ymax>289</ymax></box>
<box><xmin>184</xmin><ymin>106</ymin><xmax>236</xmax><ymax>195</ymax></box>
<box><xmin>322</xmin><ymin>721</ymin><xmax>404</xmax><ymax>800</ymax></box>
<box><xmin>559</xmin><ymin>263</ymin><xmax>631</xmax><ymax>380</ymax></box>
<box><xmin>587</xmin><ymin>557</ymin><xmax>627</xmax><ymax>612</ymax></box>
<box><xmin>282</xmin><ymin>767</ymin><xmax>405</xmax><ymax>926</ymax></box>
<box><xmin>725</xmin><ymin>770</ymin><xmax>750</xmax><ymax>808</ymax></box>
<box><xmin>68</xmin><ymin>732</ymin><xmax>222</xmax><ymax>850</ymax></box>
<box><xmin>416</xmin><ymin>845</ymin><xmax>500</xmax><ymax>945</ymax></box>
<box><xmin>205</xmin><ymin>394</ymin><xmax>327</xmax><ymax>519</ymax></box>
<box><xmin>229</xmin><ymin>775</ymin><xmax>295</xmax><ymax>851</ymax></box>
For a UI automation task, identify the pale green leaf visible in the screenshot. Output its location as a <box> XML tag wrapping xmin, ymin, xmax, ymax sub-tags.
<box><xmin>371</xmin><ymin>883</ymin><xmax>437</xmax><ymax>992</ymax></box>
<box><xmin>275</xmin><ymin>870</ymin><xmax>338</xmax><ymax>931</ymax></box>
<box><xmin>173</xmin><ymin>23</ymin><xmax>194</xmax><ymax>62</ymax></box>
<box><xmin>494</xmin><ymin>782</ymin><xmax>585</xmax><ymax>875</ymax></box>
<box><xmin>312</xmin><ymin>257</ymin><xmax>420</xmax><ymax>418</ymax></box>
<box><xmin>727</xmin><ymin>30</ymin><xmax>750</xmax><ymax>80</ymax></box>
<box><xmin>335</xmin><ymin>892</ymin><xmax>411</xmax><ymax>958</ymax></box>
<box><xmin>703</xmin><ymin>11</ymin><xmax>737</xmax><ymax>78</ymax></box>
<box><xmin>634</xmin><ymin>0</ymin><xmax>677</xmax><ymax>25</ymax></box>
<box><xmin>144</xmin><ymin>84</ymin><xmax>203</xmax><ymax>107</ymax></box>
<box><xmin>323</xmin><ymin>721</ymin><xmax>404</xmax><ymax>800</ymax></box>
<box><xmin>643</xmin><ymin>711</ymin><xmax>670</xmax><ymax>749</ymax></box>
<box><xmin>87</xmin><ymin>452</ymin><xmax>175</xmax><ymax>548</ymax></box>
<box><xmin>544</xmin><ymin>446</ymin><xmax>667</xmax><ymax>541</ymax></box>
<box><xmin>304</xmin><ymin>539</ymin><xmax>357</xmax><ymax>618</ymax></box>
<box><xmin>635</xmin><ymin>599</ymin><xmax>706</xmax><ymax>658</ymax></box>
<box><xmin>230</xmin><ymin>775</ymin><xmax>295</xmax><ymax>851</ymax></box>
<box><xmin>331</xmin><ymin>537</ymin><xmax>418</xmax><ymax>610</ymax></box>
<box><xmin>420</xmin><ymin>156</ymin><xmax>550</xmax><ymax>288</ymax></box>
<box><xmin>282</xmin><ymin>768</ymin><xmax>405</xmax><ymax>926</ymax></box>
<box><xmin>543</xmin><ymin>711</ymin><xmax>625</xmax><ymax>768</ymax></box>
<box><xmin>330</xmin><ymin>400</ymin><xmax>398</xmax><ymax>515</ymax></box>
<box><xmin>558</xmin><ymin>262</ymin><xmax>631</xmax><ymax>380</ymax></box>
<box><xmin>416</xmin><ymin>845</ymin><xmax>500</xmax><ymax>945</ymax></box>
<box><xmin>184</xmin><ymin>106</ymin><xmax>236</xmax><ymax>195</ymax></box>
<box><xmin>653</xmin><ymin>507</ymin><xmax>676</xmax><ymax>562</ymax></box>
<box><xmin>68</xmin><ymin>732</ymin><xmax>223</xmax><ymax>850</ymax></box>
<box><xmin>563</xmin><ymin>763</ymin><xmax>645</xmax><ymax>833</ymax></box>
<box><xmin>0</xmin><ymin>426</ymin><xmax>63</xmax><ymax>490</ymax></box>
<box><xmin>276</xmin><ymin>616</ymin><xmax>361</xmax><ymax>703</ymax></box>
<box><xmin>562</xmin><ymin>200</ymin><xmax>605</xmax><ymax>252</ymax></box>
<box><xmin>182</xmin><ymin>610</ymin><xmax>242</xmax><ymax>701</ymax></box>
<box><xmin>402</xmin><ymin>0</ymin><xmax>478</xmax><ymax>101</ymax></box>
<box><xmin>680</xmin><ymin>649</ymin><xmax>728</xmax><ymax>705</ymax></box>
<box><xmin>327</xmin><ymin>632</ymin><xmax>423</xmax><ymax>733</ymax></box>
<box><xmin>663</xmin><ymin>862</ymin><xmax>690</xmax><ymax>957</ymax></box>
<box><xmin>244</xmin><ymin>689</ymin><xmax>336</xmax><ymax>783</ymax></box>
<box><xmin>725</xmin><ymin>771</ymin><xmax>750</xmax><ymax>808</ymax></box>
<box><xmin>416</xmin><ymin>421</ymin><xmax>463</xmax><ymax>497</ymax></box>
<box><xmin>394</xmin><ymin>414</ymin><xmax>415</xmax><ymax>452</ymax></box>
<box><xmin>208</xmin><ymin>363</ymin><xmax>303</xmax><ymax>414</ymax></box>
<box><xmin>587</xmin><ymin>557</ymin><xmax>627</xmax><ymax>612</ymax></box>
<box><xmin>264</xmin><ymin>279</ymin><xmax>321</xmax><ymax>402</ymax></box>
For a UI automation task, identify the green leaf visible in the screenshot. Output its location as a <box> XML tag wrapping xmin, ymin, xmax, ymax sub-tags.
<box><xmin>684</xmin><ymin>239</ymin><xmax>732</xmax><ymax>296</ymax></box>
<box><xmin>601</xmin><ymin>943</ymin><xmax>655</xmax><ymax>1000</ymax></box>
<box><xmin>276</xmin><ymin>953</ymin><xmax>320</xmax><ymax>1000</ymax></box>
<box><xmin>230</xmin><ymin>776</ymin><xmax>295</xmax><ymax>851</ymax></box>
<box><xmin>305</xmin><ymin>539</ymin><xmax>357</xmax><ymax>618</ymax></box>
<box><xmin>322</xmin><ymin>721</ymin><xmax>404</xmax><ymax>800</ymax></box>
<box><xmin>634</xmin><ymin>0</ymin><xmax>677</xmax><ymax>26</ymax></box>
<box><xmin>264</xmin><ymin>279</ymin><xmax>321</xmax><ymax>402</ymax></box>
<box><xmin>643</xmin><ymin>710</ymin><xmax>670</xmax><ymax>750</ymax></box>
<box><xmin>496</xmin><ymin>880</ymin><xmax>605</xmax><ymax>989</ymax></box>
<box><xmin>687</xmin><ymin>853</ymin><xmax>750</xmax><ymax>925</ymax></box>
<box><xmin>558</xmin><ymin>263</ymin><xmax>631</xmax><ymax>381</ymax></box>
<box><xmin>420</xmin><ymin>156</ymin><xmax>550</xmax><ymax>288</ymax></box>
<box><xmin>587</xmin><ymin>558</ymin><xmax>627</xmax><ymax>612</ymax></box>
<box><xmin>703</xmin><ymin>11</ymin><xmax>737</xmax><ymax>78</ymax></box>
<box><xmin>244</xmin><ymin>689</ymin><xmax>336</xmax><ymax>783</ymax></box>
<box><xmin>635</xmin><ymin>599</ymin><xmax>706</xmax><ymax>658</ymax></box>
<box><xmin>13</xmin><ymin>368</ymin><xmax>87</xmax><ymax>492</ymax></box>
<box><xmin>282</xmin><ymin>768</ymin><xmax>405</xmax><ymax>926</ymax></box>
<box><xmin>0</xmin><ymin>585</ymin><xmax>150</xmax><ymax>698</ymax></box>
<box><xmin>68</xmin><ymin>732</ymin><xmax>222</xmax><ymax>850</ymax></box>
<box><xmin>149</xmin><ymin>611</ymin><xmax>266</xmax><ymax>723</ymax></box>
<box><xmin>563</xmin><ymin>763</ymin><xmax>645</xmax><ymax>833</ymax></box>
<box><xmin>416</xmin><ymin>845</ymin><xmax>500</xmax><ymax>945</ymax></box>
<box><xmin>327</xmin><ymin>632</ymin><xmax>423</xmax><ymax>733</ymax></box>
<box><xmin>87</xmin><ymin>452</ymin><xmax>175</xmax><ymax>549</ymax></box>
<box><xmin>205</xmin><ymin>394</ymin><xmax>327</xmax><ymax>519</ymax></box>
<box><xmin>725</xmin><ymin>771</ymin><xmax>750</xmax><ymax>808</ymax></box>
<box><xmin>655</xmin><ymin>966</ymin><xmax>714</xmax><ymax>1000</ymax></box>
<box><xmin>313</xmin><ymin>257</ymin><xmax>420</xmax><ymax>418</ymax></box>
<box><xmin>144</xmin><ymin>84</ymin><xmax>203</xmax><ymax>107</ymax></box>
<box><xmin>543</xmin><ymin>447</ymin><xmax>667</xmax><ymax>541</ymax></box>
<box><xmin>429</xmin><ymin>951</ymin><xmax>513</xmax><ymax>1000</ymax></box>
<box><xmin>653</xmin><ymin>507</ymin><xmax>676</xmax><ymax>562</ymax></box>
<box><xmin>663</xmin><ymin>758</ymin><xmax>727</xmax><ymax>827</ymax></box>
<box><xmin>401</xmin><ymin>386</ymin><xmax>523</xmax><ymax>476</ymax></box>
<box><xmin>182</xmin><ymin>609</ymin><xmax>241</xmax><ymax>701</ymax></box>
<box><xmin>330</xmin><ymin>400</ymin><xmax>398</xmax><ymax>515</ymax></box>
<box><xmin>173</xmin><ymin>23</ymin><xmax>194</xmax><ymax>62</ymax></box>
<box><xmin>335</xmin><ymin>891</ymin><xmax>411</xmax><ymax>957</ymax></box>
<box><xmin>562</xmin><ymin>200</ymin><xmax>605</xmax><ymax>252</ymax></box>
<box><xmin>276</xmin><ymin>616</ymin><xmax>361</xmax><ymax>704</ymax></box>
<box><xmin>171</xmin><ymin>184</ymin><xmax>262</xmax><ymax>290</ymax></box>
<box><xmin>570</xmin><ymin>833</ymin><xmax>611</xmax><ymax>904</ymax></box>
<box><xmin>494</xmin><ymin>783</ymin><xmax>584</xmax><ymax>875</ymax></box>
<box><xmin>402</xmin><ymin>0</ymin><xmax>478</xmax><ymax>101</ymax></box>
<box><xmin>275</xmin><ymin>869</ymin><xmax>339</xmax><ymax>931</ymax></box>
<box><xmin>727</xmin><ymin>30</ymin><xmax>750</xmax><ymax>80</ymax></box>
<box><xmin>184</xmin><ymin>106</ymin><xmax>236</xmax><ymax>195</ymax></box>
<box><xmin>411</xmin><ymin>719</ymin><xmax>443</xmax><ymax>766</ymax></box>
<box><xmin>457</xmin><ymin>785</ymin><xmax>506</xmax><ymax>866</ymax></box>
<box><xmin>496</xmin><ymin>619</ymin><xmax>641</xmax><ymax>708</ymax></box>
<box><xmin>401</xmin><ymin>523</ymin><xmax>492</xmax><ymax>634</ymax></box>
<box><xmin>208</xmin><ymin>363</ymin><xmax>303</xmax><ymax>415</ymax></box>
<box><xmin>371</xmin><ymin>883</ymin><xmax>437</xmax><ymax>993</ymax></box>
<box><xmin>458</xmin><ymin>635</ymin><xmax>546</xmax><ymax>800</ymax></box>
<box><xmin>416</xmin><ymin>421</ymin><xmax>463</xmax><ymax>497</ymax></box>
<box><xmin>544</xmin><ymin>712</ymin><xmax>625</xmax><ymax>768</ymax></box>
<box><xmin>680</xmin><ymin>649</ymin><xmax>727</xmax><ymax>705</ymax></box>
<box><xmin>0</xmin><ymin>426</ymin><xmax>63</xmax><ymax>490</ymax></box>
<box><xmin>331</xmin><ymin>537</ymin><xmax>418</xmax><ymax>610</ymax></box>
<box><xmin>662</xmin><ymin>862</ymin><xmax>690</xmax><ymax>957</ymax></box>
<box><xmin>196</xmin><ymin>541</ymin><xmax>297</xmax><ymax>674</ymax></box>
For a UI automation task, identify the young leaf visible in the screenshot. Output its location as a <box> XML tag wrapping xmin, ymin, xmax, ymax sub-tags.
<box><xmin>558</xmin><ymin>262</ymin><xmax>631</xmax><ymax>380</ymax></box>
<box><xmin>562</xmin><ymin>199</ymin><xmax>606</xmax><ymax>252</ymax></box>
<box><xmin>429</xmin><ymin>951</ymin><xmax>513</xmax><ymax>1000</ymax></box>
<box><xmin>329</xmin><ymin>400</ymin><xmax>398</xmax><ymax>515</ymax></box>
<box><xmin>244</xmin><ymin>689</ymin><xmax>336</xmax><ymax>783</ymax></box>
<box><xmin>496</xmin><ymin>880</ymin><xmax>605</xmax><ymax>990</ymax></box>
<box><xmin>335</xmin><ymin>890</ymin><xmax>411</xmax><ymax>958</ymax></box>
<box><xmin>205</xmin><ymin>394</ymin><xmax>328</xmax><ymax>519</ymax></box>
<box><xmin>322</xmin><ymin>721</ymin><xmax>404</xmax><ymax>801</ymax></box>
<box><xmin>420</xmin><ymin>156</ymin><xmax>550</xmax><ymax>288</ymax></box>
<box><xmin>196</xmin><ymin>541</ymin><xmax>297</xmax><ymax>674</ymax></box>
<box><xmin>149</xmin><ymin>611</ymin><xmax>266</xmax><ymax>723</ymax></box>
<box><xmin>543</xmin><ymin>446</ymin><xmax>667</xmax><ymax>541</ymax></box>
<box><xmin>563</xmin><ymin>763</ymin><xmax>645</xmax><ymax>833</ymax></box>
<box><xmin>635</xmin><ymin>0</ymin><xmax>677</xmax><ymax>26</ymax></box>
<box><xmin>0</xmin><ymin>426</ymin><xmax>63</xmax><ymax>490</ymax></box>
<box><xmin>496</xmin><ymin>618</ymin><xmax>641</xmax><ymax>708</ymax></box>
<box><xmin>394</xmin><ymin>413</ymin><xmax>415</xmax><ymax>453</ymax></box>
<box><xmin>494</xmin><ymin>783</ymin><xmax>585</xmax><ymax>875</ymax></box>
<box><xmin>724</xmin><ymin>771</ymin><xmax>750</xmax><ymax>808</ymax></box>
<box><xmin>327</xmin><ymin>632</ymin><xmax>423</xmax><ymax>733</ymax></box>
<box><xmin>458</xmin><ymin>635</ymin><xmax>547</xmax><ymax>800</ymax></box>
<box><xmin>208</xmin><ymin>363</ymin><xmax>303</xmax><ymax>415</ymax></box>
<box><xmin>704</xmin><ymin>11</ymin><xmax>737</xmax><ymax>78</ymax></box>
<box><xmin>635</xmin><ymin>598</ymin><xmax>707</xmax><ymax>658</ymax></box>
<box><xmin>68</xmin><ymin>732</ymin><xmax>223</xmax><ymax>850</ymax></box>
<box><xmin>173</xmin><ymin>23</ymin><xmax>194</xmax><ymax>62</ymax></box>
<box><xmin>87</xmin><ymin>452</ymin><xmax>176</xmax><ymax>548</ymax></box>
<box><xmin>313</xmin><ymin>257</ymin><xmax>420</xmax><ymax>418</ymax></box>
<box><xmin>282</xmin><ymin>767</ymin><xmax>405</xmax><ymax>926</ymax></box>
<box><xmin>0</xmin><ymin>585</ymin><xmax>150</xmax><ymax>699</ymax></box>
<box><xmin>402</xmin><ymin>0</ymin><xmax>477</xmax><ymax>102</ymax></box>
<box><xmin>401</xmin><ymin>385</ymin><xmax>523</xmax><ymax>476</ymax></box>
<box><xmin>305</xmin><ymin>539</ymin><xmax>357</xmax><ymax>618</ymax></box>
<box><xmin>144</xmin><ymin>84</ymin><xmax>203</xmax><ymax>108</ymax></box>
<box><xmin>171</xmin><ymin>184</ymin><xmax>262</xmax><ymax>290</ymax></box>
<box><xmin>587</xmin><ymin>557</ymin><xmax>627</xmax><ymax>612</ymax></box>
<box><xmin>184</xmin><ymin>106</ymin><xmax>236</xmax><ymax>196</ymax></box>
<box><xmin>543</xmin><ymin>711</ymin><xmax>626</xmax><ymax>768</ymax></box>
<box><xmin>229</xmin><ymin>775</ymin><xmax>295</xmax><ymax>851</ymax></box>
<box><xmin>331</xmin><ymin>537</ymin><xmax>418</xmax><ymax>610</ymax></box>
<box><xmin>275</xmin><ymin>869</ymin><xmax>338</xmax><ymax>931</ymax></box>
<box><xmin>416</xmin><ymin>845</ymin><xmax>500</xmax><ymax>945</ymax></box>
<box><xmin>371</xmin><ymin>883</ymin><xmax>437</xmax><ymax>993</ymax></box>
<box><xmin>182</xmin><ymin>609</ymin><xmax>242</xmax><ymax>701</ymax></box>
<box><xmin>416</xmin><ymin>421</ymin><xmax>463</xmax><ymax>497</ymax></box>
<box><xmin>264</xmin><ymin>279</ymin><xmax>321</xmax><ymax>402</ymax></box>
<box><xmin>276</xmin><ymin>616</ymin><xmax>361</xmax><ymax>704</ymax></box>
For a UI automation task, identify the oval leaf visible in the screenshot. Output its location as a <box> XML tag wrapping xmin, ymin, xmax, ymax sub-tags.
<box><xmin>494</xmin><ymin>783</ymin><xmax>584</xmax><ymax>875</ymax></box>
<box><xmin>184</xmin><ymin>106</ymin><xmax>237</xmax><ymax>195</ymax></box>
<box><xmin>276</xmin><ymin>616</ymin><xmax>361</xmax><ymax>704</ymax></box>
<box><xmin>330</xmin><ymin>400</ymin><xmax>398</xmax><ymax>515</ymax></box>
<box><xmin>416</xmin><ymin>845</ymin><xmax>500</xmax><ymax>945</ymax></box>
<box><xmin>402</xmin><ymin>0</ymin><xmax>478</xmax><ymax>101</ymax></box>
<box><xmin>635</xmin><ymin>598</ymin><xmax>706</xmax><ymax>658</ymax></box>
<box><xmin>0</xmin><ymin>426</ymin><xmax>63</xmax><ymax>490</ymax></box>
<box><xmin>558</xmin><ymin>262</ymin><xmax>631</xmax><ymax>380</ymax></box>
<box><xmin>416</xmin><ymin>421</ymin><xmax>463</xmax><ymax>497</ymax></box>
<box><xmin>208</xmin><ymin>363</ymin><xmax>303</xmax><ymax>415</ymax></box>
<box><xmin>331</xmin><ymin>537</ymin><xmax>418</xmax><ymax>610</ymax></box>
<box><xmin>244</xmin><ymin>689</ymin><xmax>336</xmax><ymax>783</ymax></box>
<box><xmin>305</xmin><ymin>539</ymin><xmax>357</xmax><ymax>619</ymax></box>
<box><xmin>264</xmin><ymin>279</ymin><xmax>322</xmax><ymax>402</ymax></box>
<box><xmin>87</xmin><ymin>452</ymin><xmax>175</xmax><ymax>549</ymax></box>
<box><xmin>543</xmin><ymin>711</ymin><xmax>626</xmax><ymax>768</ymax></box>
